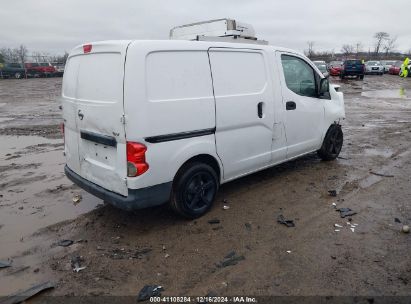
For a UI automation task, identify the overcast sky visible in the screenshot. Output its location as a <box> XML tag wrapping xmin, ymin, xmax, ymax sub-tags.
<box><xmin>1</xmin><ymin>0</ymin><xmax>410</xmax><ymax>55</ymax></box>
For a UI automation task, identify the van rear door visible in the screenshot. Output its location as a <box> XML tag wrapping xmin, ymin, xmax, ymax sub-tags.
<box><xmin>62</xmin><ymin>41</ymin><xmax>131</xmax><ymax>196</ymax></box>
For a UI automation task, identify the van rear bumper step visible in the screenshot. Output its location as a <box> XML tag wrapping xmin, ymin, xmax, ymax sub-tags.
<box><xmin>64</xmin><ymin>165</ymin><xmax>172</xmax><ymax>211</ymax></box>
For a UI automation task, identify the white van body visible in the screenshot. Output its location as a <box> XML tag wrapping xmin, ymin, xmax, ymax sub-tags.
<box><xmin>62</xmin><ymin>39</ymin><xmax>345</xmax><ymax>216</ymax></box>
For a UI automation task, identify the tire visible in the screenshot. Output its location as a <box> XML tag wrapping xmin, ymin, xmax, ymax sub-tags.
<box><xmin>170</xmin><ymin>162</ymin><xmax>219</xmax><ymax>219</ymax></box>
<box><xmin>14</xmin><ymin>72</ymin><xmax>21</xmax><ymax>79</ymax></box>
<box><xmin>317</xmin><ymin>124</ymin><xmax>343</xmax><ymax>161</ymax></box>
<box><xmin>359</xmin><ymin>75</ymin><xmax>364</xmax><ymax>80</ymax></box>
<box><xmin>340</xmin><ymin>74</ymin><xmax>344</xmax><ymax>80</ymax></box>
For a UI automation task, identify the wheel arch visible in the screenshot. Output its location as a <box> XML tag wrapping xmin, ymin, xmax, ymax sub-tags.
<box><xmin>174</xmin><ymin>154</ymin><xmax>222</xmax><ymax>185</ymax></box>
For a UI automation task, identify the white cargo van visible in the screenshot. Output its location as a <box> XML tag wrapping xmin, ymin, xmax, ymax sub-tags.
<box><xmin>62</xmin><ymin>39</ymin><xmax>345</xmax><ymax>218</ymax></box>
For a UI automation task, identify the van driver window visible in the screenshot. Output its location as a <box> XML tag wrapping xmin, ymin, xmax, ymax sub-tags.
<box><xmin>281</xmin><ymin>55</ymin><xmax>317</xmax><ymax>98</ymax></box>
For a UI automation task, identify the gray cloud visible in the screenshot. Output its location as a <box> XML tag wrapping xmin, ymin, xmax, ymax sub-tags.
<box><xmin>1</xmin><ymin>0</ymin><xmax>410</xmax><ymax>55</ymax></box>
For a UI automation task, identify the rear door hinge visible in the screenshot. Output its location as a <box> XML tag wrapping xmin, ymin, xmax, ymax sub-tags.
<box><xmin>120</xmin><ymin>115</ymin><xmax>126</xmax><ymax>124</ymax></box>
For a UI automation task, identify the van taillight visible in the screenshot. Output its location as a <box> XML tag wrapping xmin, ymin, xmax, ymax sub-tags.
<box><xmin>126</xmin><ymin>142</ymin><xmax>149</xmax><ymax>177</ymax></box>
<box><xmin>83</xmin><ymin>44</ymin><xmax>92</xmax><ymax>53</ymax></box>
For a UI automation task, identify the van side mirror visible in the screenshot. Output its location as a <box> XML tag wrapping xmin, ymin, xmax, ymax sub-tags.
<box><xmin>319</xmin><ymin>78</ymin><xmax>330</xmax><ymax>99</ymax></box>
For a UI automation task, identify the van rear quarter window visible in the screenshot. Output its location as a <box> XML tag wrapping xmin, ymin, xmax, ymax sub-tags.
<box><xmin>146</xmin><ymin>51</ymin><xmax>212</xmax><ymax>101</ymax></box>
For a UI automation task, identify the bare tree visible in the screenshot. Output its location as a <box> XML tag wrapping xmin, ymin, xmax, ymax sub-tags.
<box><xmin>374</xmin><ymin>32</ymin><xmax>390</xmax><ymax>57</ymax></box>
<box><xmin>0</xmin><ymin>48</ymin><xmax>20</xmax><ymax>63</ymax></box>
<box><xmin>383</xmin><ymin>36</ymin><xmax>397</xmax><ymax>57</ymax></box>
<box><xmin>305</xmin><ymin>41</ymin><xmax>315</xmax><ymax>58</ymax></box>
<box><xmin>341</xmin><ymin>44</ymin><xmax>354</xmax><ymax>57</ymax></box>
<box><xmin>16</xmin><ymin>45</ymin><xmax>28</xmax><ymax>64</ymax></box>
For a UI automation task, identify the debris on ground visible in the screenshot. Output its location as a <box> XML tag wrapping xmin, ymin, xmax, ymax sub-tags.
<box><xmin>57</xmin><ymin>240</ymin><xmax>73</xmax><ymax>247</ymax></box>
<box><xmin>402</xmin><ymin>225</ymin><xmax>410</xmax><ymax>234</ymax></box>
<box><xmin>71</xmin><ymin>256</ymin><xmax>86</xmax><ymax>272</ymax></box>
<box><xmin>137</xmin><ymin>285</ymin><xmax>164</xmax><ymax>302</ymax></box>
<box><xmin>334</xmin><ymin>230</ymin><xmax>340</xmax><ymax>232</ymax></box>
<box><xmin>286</xmin><ymin>250</ymin><xmax>292</xmax><ymax>254</ymax></box>
<box><xmin>216</xmin><ymin>251</ymin><xmax>245</xmax><ymax>268</ymax></box>
<box><xmin>350</xmin><ymin>228</ymin><xmax>355</xmax><ymax>233</ymax></box>
<box><xmin>334</xmin><ymin>224</ymin><xmax>343</xmax><ymax>228</ymax></box>
<box><xmin>370</xmin><ymin>171</ymin><xmax>394</xmax><ymax>178</ymax></box>
<box><xmin>332</xmin><ymin>202</ymin><xmax>337</xmax><ymax>208</ymax></box>
<box><xmin>277</xmin><ymin>214</ymin><xmax>295</xmax><ymax>227</ymax></box>
<box><xmin>395</xmin><ymin>218</ymin><xmax>401</xmax><ymax>223</ymax></box>
<box><xmin>244</xmin><ymin>222</ymin><xmax>252</xmax><ymax>231</ymax></box>
<box><xmin>336</xmin><ymin>208</ymin><xmax>357</xmax><ymax>218</ymax></box>
<box><xmin>72</xmin><ymin>194</ymin><xmax>82</xmax><ymax>205</ymax></box>
<box><xmin>0</xmin><ymin>260</ymin><xmax>12</xmax><ymax>268</ymax></box>
<box><xmin>328</xmin><ymin>190</ymin><xmax>337</xmax><ymax>197</ymax></box>
<box><xmin>208</xmin><ymin>219</ymin><xmax>220</xmax><ymax>224</ymax></box>
<box><xmin>2</xmin><ymin>281</ymin><xmax>55</xmax><ymax>304</ymax></box>
<box><xmin>222</xmin><ymin>205</ymin><xmax>230</xmax><ymax>210</ymax></box>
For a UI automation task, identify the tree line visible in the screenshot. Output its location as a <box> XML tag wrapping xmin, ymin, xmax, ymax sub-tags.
<box><xmin>0</xmin><ymin>45</ymin><xmax>68</xmax><ymax>65</ymax></box>
<box><xmin>305</xmin><ymin>32</ymin><xmax>409</xmax><ymax>61</ymax></box>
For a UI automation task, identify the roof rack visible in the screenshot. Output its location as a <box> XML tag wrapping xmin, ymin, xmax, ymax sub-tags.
<box><xmin>169</xmin><ymin>18</ymin><xmax>268</xmax><ymax>45</ymax></box>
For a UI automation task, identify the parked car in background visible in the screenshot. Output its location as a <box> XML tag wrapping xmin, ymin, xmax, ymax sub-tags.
<box><xmin>54</xmin><ymin>64</ymin><xmax>65</xmax><ymax>76</ymax></box>
<box><xmin>340</xmin><ymin>59</ymin><xmax>365</xmax><ymax>79</ymax></box>
<box><xmin>0</xmin><ymin>63</ymin><xmax>26</xmax><ymax>79</ymax></box>
<box><xmin>380</xmin><ymin>60</ymin><xmax>396</xmax><ymax>73</ymax></box>
<box><xmin>388</xmin><ymin>61</ymin><xmax>402</xmax><ymax>75</ymax></box>
<box><xmin>25</xmin><ymin>62</ymin><xmax>56</xmax><ymax>77</ymax></box>
<box><xmin>365</xmin><ymin>61</ymin><xmax>384</xmax><ymax>75</ymax></box>
<box><xmin>328</xmin><ymin>61</ymin><xmax>343</xmax><ymax>76</ymax></box>
<box><xmin>313</xmin><ymin>62</ymin><xmax>329</xmax><ymax>77</ymax></box>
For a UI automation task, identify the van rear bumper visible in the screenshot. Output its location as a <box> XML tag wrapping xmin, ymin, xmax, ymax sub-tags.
<box><xmin>64</xmin><ymin>165</ymin><xmax>172</xmax><ymax>211</ymax></box>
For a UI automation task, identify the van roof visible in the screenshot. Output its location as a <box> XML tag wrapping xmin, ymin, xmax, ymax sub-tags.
<box><xmin>69</xmin><ymin>39</ymin><xmax>303</xmax><ymax>58</ymax></box>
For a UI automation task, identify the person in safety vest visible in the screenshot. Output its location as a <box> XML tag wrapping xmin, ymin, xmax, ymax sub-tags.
<box><xmin>400</xmin><ymin>57</ymin><xmax>410</xmax><ymax>78</ymax></box>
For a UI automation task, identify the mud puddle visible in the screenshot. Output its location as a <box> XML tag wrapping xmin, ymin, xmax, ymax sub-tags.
<box><xmin>0</xmin><ymin>135</ymin><xmax>101</xmax><ymax>260</ymax></box>
<box><xmin>362</xmin><ymin>88</ymin><xmax>409</xmax><ymax>99</ymax></box>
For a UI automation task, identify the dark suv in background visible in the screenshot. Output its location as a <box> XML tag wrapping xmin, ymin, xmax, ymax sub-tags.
<box><xmin>340</xmin><ymin>59</ymin><xmax>365</xmax><ymax>80</ymax></box>
<box><xmin>0</xmin><ymin>63</ymin><xmax>26</xmax><ymax>79</ymax></box>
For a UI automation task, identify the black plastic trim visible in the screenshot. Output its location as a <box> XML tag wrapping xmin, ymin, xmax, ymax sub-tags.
<box><xmin>80</xmin><ymin>130</ymin><xmax>117</xmax><ymax>147</ymax></box>
<box><xmin>64</xmin><ymin>165</ymin><xmax>172</xmax><ymax>211</ymax></box>
<box><xmin>145</xmin><ymin>128</ymin><xmax>216</xmax><ymax>143</ymax></box>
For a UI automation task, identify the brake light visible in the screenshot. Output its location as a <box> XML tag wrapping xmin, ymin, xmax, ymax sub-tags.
<box><xmin>126</xmin><ymin>142</ymin><xmax>149</xmax><ymax>177</ymax></box>
<box><xmin>83</xmin><ymin>44</ymin><xmax>92</xmax><ymax>53</ymax></box>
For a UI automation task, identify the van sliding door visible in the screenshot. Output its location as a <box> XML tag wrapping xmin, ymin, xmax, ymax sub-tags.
<box><xmin>208</xmin><ymin>48</ymin><xmax>274</xmax><ymax>180</ymax></box>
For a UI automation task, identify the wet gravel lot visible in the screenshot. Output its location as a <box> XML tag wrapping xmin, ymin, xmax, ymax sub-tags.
<box><xmin>0</xmin><ymin>76</ymin><xmax>410</xmax><ymax>300</ymax></box>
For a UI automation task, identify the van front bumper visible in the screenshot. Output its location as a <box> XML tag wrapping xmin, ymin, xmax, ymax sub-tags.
<box><xmin>64</xmin><ymin>165</ymin><xmax>172</xmax><ymax>211</ymax></box>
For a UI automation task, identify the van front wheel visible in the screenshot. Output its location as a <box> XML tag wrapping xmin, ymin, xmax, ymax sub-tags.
<box><xmin>170</xmin><ymin>162</ymin><xmax>218</xmax><ymax>219</ymax></box>
<box><xmin>317</xmin><ymin>124</ymin><xmax>343</xmax><ymax>161</ymax></box>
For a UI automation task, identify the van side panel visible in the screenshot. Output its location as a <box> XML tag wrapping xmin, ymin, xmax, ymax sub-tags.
<box><xmin>124</xmin><ymin>43</ymin><xmax>219</xmax><ymax>189</ymax></box>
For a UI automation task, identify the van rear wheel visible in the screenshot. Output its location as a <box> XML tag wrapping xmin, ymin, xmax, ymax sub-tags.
<box><xmin>170</xmin><ymin>162</ymin><xmax>218</xmax><ymax>219</ymax></box>
<box><xmin>317</xmin><ymin>124</ymin><xmax>343</xmax><ymax>161</ymax></box>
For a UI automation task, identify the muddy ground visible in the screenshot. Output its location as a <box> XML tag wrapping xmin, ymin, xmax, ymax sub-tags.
<box><xmin>0</xmin><ymin>76</ymin><xmax>410</xmax><ymax>301</ymax></box>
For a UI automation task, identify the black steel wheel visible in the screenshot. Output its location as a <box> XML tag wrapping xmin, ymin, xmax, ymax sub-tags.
<box><xmin>317</xmin><ymin>124</ymin><xmax>343</xmax><ymax>161</ymax></box>
<box><xmin>170</xmin><ymin>162</ymin><xmax>218</xmax><ymax>218</ymax></box>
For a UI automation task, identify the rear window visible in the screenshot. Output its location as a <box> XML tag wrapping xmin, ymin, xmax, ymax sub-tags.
<box><xmin>63</xmin><ymin>53</ymin><xmax>122</xmax><ymax>102</ymax></box>
<box><xmin>345</xmin><ymin>60</ymin><xmax>362</xmax><ymax>65</ymax></box>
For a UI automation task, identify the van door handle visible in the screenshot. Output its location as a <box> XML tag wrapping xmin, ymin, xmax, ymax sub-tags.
<box><xmin>78</xmin><ymin>109</ymin><xmax>84</xmax><ymax>120</ymax></box>
<box><xmin>257</xmin><ymin>102</ymin><xmax>263</xmax><ymax>118</ymax></box>
<box><xmin>286</xmin><ymin>101</ymin><xmax>296</xmax><ymax>111</ymax></box>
